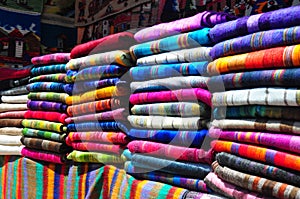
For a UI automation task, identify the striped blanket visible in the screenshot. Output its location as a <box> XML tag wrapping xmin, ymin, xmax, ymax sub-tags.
<box><xmin>28</xmin><ymin>92</ymin><xmax>69</xmax><ymax>104</ymax></box>
<box><xmin>29</xmin><ymin>74</ymin><xmax>66</xmax><ymax>83</ymax></box>
<box><xmin>22</xmin><ymin>128</ymin><xmax>66</xmax><ymax>142</ymax></box>
<box><xmin>22</xmin><ymin>119</ymin><xmax>67</xmax><ymax>133</ymax></box>
<box><xmin>27</xmin><ymin>100</ymin><xmax>67</xmax><ymax>112</ymax></box>
<box><xmin>31</xmin><ymin>53</ymin><xmax>70</xmax><ymax>65</ymax></box>
<box><xmin>31</xmin><ymin>64</ymin><xmax>67</xmax><ymax>76</ymax></box>
<box><xmin>20</xmin><ymin>137</ymin><xmax>71</xmax><ymax>153</ymax></box>
<box><xmin>66</xmin><ymin>150</ymin><xmax>124</xmax><ymax>164</ymax></box>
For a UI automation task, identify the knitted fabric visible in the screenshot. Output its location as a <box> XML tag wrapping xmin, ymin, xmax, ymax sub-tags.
<box><xmin>22</xmin><ymin>128</ymin><xmax>66</xmax><ymax>142</ymax></box>
<box><xmin>21</xmin><ymin>147</ymin><xmax>66</xmax><ymax>164</ymax></box>
<box><xmin>130</xmin><ymin>28</ymin><xmax>212</xmax><ymax>59</ymax></box>
<box><xmin>0</xmin><ymin>85</ymin><xmax>28</xmax><ymax>96</ymax></box>
<box><xmin>0</xmin><ymin>111</ymin><xmax>26</xmax><ymax>119</ymax></box>
<box><xmin>22</xmin><ymin>119</ymin><xmax>67</xmax><ymax>133</ymax></box>
<box><xmin>26</xmin><ymin>82</ymin><xmax>66</xmax><ymax>93</ymax></box>
<box><xmin>0</xmin><ymin>145</ymin><xmax>23</xmax><ymax>155</ymax></box>
<box><xmin>0</xmin><ymin>119</ymin><xmax>23</xmax><ymax>127</ymax></box>
<box><xmin>0</xmin><ymin>103</ymin><xmax>27</xmax><ymax>113</ymax></box>
<box><xmin>29</xmin><ymin>73</ymin><xmax>66</xmax><ymax>83</ymax></box>
<box><xmin>67</xmin><ymin>122</ymin><xmax>127</xmax><ymax>132</ymax></box>
<box><xmin>0</xmin><ymin>65</ymin><xmax>32</xmax><ymax>81</ymax></box>
<box><xmin>20</xmin><ymin>137</ymin><xmax>71</xmax><ymax>153</ymax></box>
<box><xmin>31</xmin><ymin>53</ymin><xmax>70</xmax><ymax>65</ymax></box>
<box><xmin>0</xmin><ymin>127</ymin><xmax>23</xmax><ymax>136</ymax></box>
<box><xmin>67</xmin><ymin>150</ymin><xmax>124</xmax><ymax>164</ymax></box>
<box><xmin>1</xmin><ymin>95</ymin><xmax>28</xmax><ymax>104</ymax></box>
<box><xmin>24</xmin><ymin>110</ymin><xmax>68</xmax><ymax>124</ymax></box>
<box><xmin>28</xmin><ymin>92</ymin><xmax>69</xmax><ymax>104</ymax></box>
<box><xmin>0</xmin><ymin>76</ymin><xmax>30</xmax><ymax>90</ymax></box>
<box><xmin>0</xmin><ymin>135</ymin><xmax>22</xmax><ymax>146</ymax></box>
<box><xmin>31</xmin><ymin>64</ymin><xmax>67</xmax><ymax>76</ymax></box>
<box><xmin>27</xmin><ymin>100</ymin><xmax>67</xmax><ymax>112</ymax></box>
<box><xmin>208</xmin><ymin>45</ymin><xmax>300</xmax><ymax>75</ymax></box>
<box><xmin>67</xmin><ymin>141</ymin><xmax>123</xmax><ymax>155</ymax></box>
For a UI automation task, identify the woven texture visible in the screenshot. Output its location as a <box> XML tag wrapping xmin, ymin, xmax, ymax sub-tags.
<box><xmin>22</xmin><ymin>119</ymin><xmax>67</xmax><ymax>133</ymax></box>
<box><xmin>0</xmin><ymin>127</ymin><xmax>23</xmax><ymax>136</ymax></box>
<box><xmin>0</xmin><ymin>111</ymin><xmax>26</xmax><ymax>119</ymax></box>
<box><xmin>0</xmin><ymin>135</ymin><xmax>22</xmax><ymax>146</ymax></box>
<box><xmin>31</xmin><ymin>64</ymin><xmax>67</xmax><ymax>76</ymax></box>
<box><xmin>67</xmin><ymin>121</ymin><xmax>126</xmax><ymax>132</ymax></box>
<box><xmin>24</xmin><ymin>110</ymin><xmax>68</xmax><ymax>124</ymax></box>
<box><xmin>69</xmin><ymin>78</ymin><xmax>120</xmax><ymax>94</ymax></box>
<box><xmin>28</xmin><ymin>92</ymin><xmax>69</xmax><ymax>104</ymax></box>
<box><xmin>26</xmin><ymin>82</ymin><xmax>66</xmax><ymax>93</ymax></box>
<box><xmin>0</xmin><ymin>76</ymin><xmax>30</xmax><ymax>90</ymax></box>
<box><xmin>31</xmin><ymin>53</ymin><xmax>70</xmax><ymax>65</ymax></box>
<box><xmin>67</xmin><ymin>150</ymin><xmax>124</xmax><ymax>164</ymax></box>
<box><xmin>20</xmin><ymin>137</ymin><xmax>71</xmax><ymax>153</ymax></box>
<box><xmin>0</xmin><ymin>145</ymin><xmax>23</xmax><ymax>155</ymax></box>
<box><xmin>22</xmin><ymin>128</ymin><xmax>66</xmax><ymax>142</ymax></box>
<box><xmin>0</xmin><ymin>104</ymin><xmax>27</xmax><ymax>113</ymax></box>
<box><xmin>0</xmin><ymin>85</ymin><xmax>28</xmax><ymax>96</ymax></box>
<box><xmin>27</xmin><ymin>100</ymin><xmax>67</xmax><ymax>112</ymax></box>
<box><xmin>0</xmin><ymin>66</ymin><xmax>32</xmax><ymax>81</ymax></box>
<box><xmin>1</xmin><ymin>95</ymin><xmax>28</xmax><ymax>104</ymax></box>
<box><xmin>29</xmin><ymin>74</ymin><xmax>66</xmax><ymax>83</ymax></box>
<box><xmin>0</xmin><ymin>119</ymin><xmax>23</xmax><ymax>127</ymax></box>
<box><xmin>21</xmin><ymin>147</ymin><xmax>66</xmax><ymax>164</ymax></box>
<box><xmin>67</xmin><ymin>141</ymin><xmax>123</xmax><ymax>154</ymax></box>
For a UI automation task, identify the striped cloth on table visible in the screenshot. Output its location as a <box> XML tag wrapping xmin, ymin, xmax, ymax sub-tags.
<box><xmin>67</xmin><ymin>141</ymin><xmax>123</xmax><ymax>154</ymax></box>
<box><xmin>28</xmin><ymin>92</ymin><xmax>69</xmax><ymax>103</ymax></box>
<box><xmin>26</xmin><ymin>82</ymin><xmax>66</xmax><ymax>93</ymax></box>
<box><xmin>67</xmin><ymin>121</ymin><xmax>127</xmax><ymax>132</ymax></box>
<box><xmin>0</xmin><ymin>127</ymin><xmax>23</xmax><ymax>136</ymax></box>
<box><xmin>22</xmin><ymin>128</ymin><xmax>66</xmax><ymax>142</ymax></box>
<box><xmin>31</xmin><ymin>64</ymin><xmax>67</xmax><ymax>76</ymax></box>
<box><xmin>1</xmin><ymin>95</ymin><xmax>28</xmax><ymax>104</ymax></box>
<box><xmin>0</xmin><ymin>85</ymin><xmax>28</xmax><ymax>96</ymax></box>
<box><xmin>21</xmin><ymin>147</ymin><xmax>66</xmax><ymax>164</ymax></box>
<box><xmin>31</xmin><ymin>53</ymin><xmax>70</xmax><ymax>65</ymax></box>
<box><xmin>0</xmin><ymin>145</ymin><xmax>24</xmax><ymax>155</ymax></box>
<box><xmin>29</xmin><ymin>73</ymin><xmax>66</xmax><ymax>83</ymax></box>
<box><xmin>0</xmin><ymin>119</ymin><xmax>23</xmax><ymax>127</ymax></box>
<box><xmin>27</xmin><ymin>100</ymin><xmax>67</xmax><ymax>112</ymax></box>
<box><xmin>0</xmin><ymin>111</ymin><xmax>26</xmax><ymax>119</ymax></box>
<box><xmin>24</xmin><ymin>110</ymin><xmax>68</xmax><ymax>124</ymax></box>
<box><xmin>20</xmin><ymin>137</ymin><xmax>71</xmax><ymax>153</ymax></box>
<box><xmin>0</xmin><ymin>135</ymin><xmax>22</xmax><ymax>146</ymax></box>
<box><xmin>22</xmin><ymin>119</ymin><xmax>67</xmax><ymax>133</ymax></box>
<box><xmin>0</xmin><ymin>103</ymin><xmax>27</xmax><ymax>113</ymax></box>
<box><xmin>66</xmin><ymin>150</ymin><xmax>124</xmax><ymax>164</ymax></box>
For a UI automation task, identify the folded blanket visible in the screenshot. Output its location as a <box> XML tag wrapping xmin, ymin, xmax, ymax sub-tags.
<box><xmin>0</xmin><ymin>135</ymin><xmax>21</xmax><ymax>146</ymax></box>
<box><xmin>209</xmin><ymin>5</ymin><xmax>300</xmax><ymax>43</ymax></box>
<box><xmin>131</xmin><ymin>154</ymin><xmax>211</xmax><ymax>179</ymax></box>
<box><xmin>136</xmin><ymin>47</ymin><xmax>212</xmax><ymax>66</ymax></box>
<box><xmin>24</xmin><ymin>110</ymin><xmax>68</xmax><ymax>124</ymax></box>
<box><xmin>0</xmin><ymin>85</ymin><xmax>28</xmax><ymax>96</ymax></box>
<box><xmin>131</xmin><ymin>102</ymin><xmax>210</xmax><ymax>117</ymax></box>
<box><xmin>211</xmin><ymin>140</ymin><xmax>300</xmax><ymax>172</ymax></box>
<box><xmin>27</xmin><ymin>100</ymin><xmax>67</xmax><ymax>112</ymax></box>
<box><xmin>22</xmin><ymin>119</ymin><xmax>67</xmax><ymax>133</ymax></box>
<box><xmin>31</xmin><ymin>64</ymin><xmax>67</xmax><ymax>76</ymax></box>
<box><xmin>128</xmin><ymin>116</ymin><xmax>209</xmax><ymax>130</ymax></box>
<box><xmin>128</xmin><ymin>140</ymin><xmax>212</xmax><ymax>164</ymax></box>
<box><xmin>29</xmin><ymin>73</ymin><xmax>66</xmax><ymax>83</ymax></box>
<box><xmin>21</xmin><ymin>147</ymin><xmax>66</xmax><ymax>164</ymax></box>
<box><xmin>0</xmin><ymin>76</ymin><xmax>30</xmax><ymax>90</ymax></box>
<box><xmin>0</xmin><ymin>145</ymin><xmax>23</xmax><ymax>155</ymax></box>
<box><xmin>131</xmin><ymin>76</ymin><xmax>208</xmax><ymax>93</ymax></box>
<box><xmin>0</xmin><ymin>65</ymin><xmax>32</xmax><ymax>81</ymax></box>
<box><xmin>66</xmin><ymin>50</ymin><xmax>133</xmax><ymax>70</ymax></box>
<box><xmin>0</xmin><ymin>111</ymin><xmax>26</xmax><ymax>119</ymax></box>
<box><xmin>127</xmin><ymin>129</ymin><xmax>208</xmax><ymax>147</ymax></box>
<box><xmin>0</xmin><ymin>103</ymin><xmax>27</xmax><ymax>113</ymax></box>
<box><xmin>1</xmin><ymin>95</ymin><xmax>28</xmax><ymax>104</ymax></box>
<box><xmin>22</xmin><ymin>128</ymin><xmax>66</xmax><ymax>142</ymax></box>
<box><xmin>130</xmin><ymin>88</ymin><xmax>212</xmax><ymax>106</ymax></box>
<box><xmin>26</xmin><ymin>82</ymin><xmax>66</xmax><ymax>93</ymax></box>
<box><xmin>212</xmin><ymin>87</ymin><xmax>300</xmax><ymax>107</ymax></box>
<box><xmin>66</xmin><ymin>150</ymin><xmax>124</xmax><ymax>164</ymax></box>
<box><xmin>67</xmin><ymin>141</ymin><xmax>123</xmax><ymax>154</ymax></box>
<box><xmin>216</xmin><ymin>152</ymin><xmax>300</xmax><ymax>188</ymax></box>
<box><xmin>130</xmin><ymin>28</ymin><xmax>211</xmax><ymax>59</ymax></box>
<box><xmin>20</xmin><ymin>137</ymin><xmax>71</xmax><ymax>153</ymax></box>
<box><xmin>130</xmin><ymin>62</ymin><xmax>209</xmax><ymax>81</ymax></box>
<box><xmin>66</xmin><ymin>131</ymin><xmax>128</xmax><ymax>146</ymax></box>
<box><xmin>122</xmin><ymin>149</ymin><xmax>132</xmax><ymax>160</ymax></box>
<box><xmin>31</xmin><ymin>53</ymin><xmax>70</xmax><ymax>65</ymax></box>
<box><xmin>208</xmin><ymin>45</ymin><xmax>300</xmax><ymax>75</ymax></box>
<box><xmin>212</xmin><ymin>161</ymin><xmax>300</xmax><ymax>199</ymax></box>
<box><xmin>0</xmin><ymin>119</ymin><xmax>23</xmax><ymax>127</ymax></box>
<box><xmin>0</xmin><ymin>127</ymin><xmax>22</xmax><ymax>136</ymax></box>
<box><xmin>67</xmin><ymin>121</ymin><xmax>127</xmax><ymax>132</ymax></box>
<box><xmin>28</xmin><ymin>92</ymin><xmax>69</xmax><ymax>104</ymax></box>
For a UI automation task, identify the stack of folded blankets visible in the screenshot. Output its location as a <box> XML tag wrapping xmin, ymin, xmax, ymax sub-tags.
<box><xmin>64</xmin><ymin>32</ymin><xmax>136</xmax><ymax>166</ymax></box>
<box><xmin>204</xmin><ymin>5</ymin><xmax>300</xmax><ymax>198</ymax></box>
<box><xmin>0</xmin><ymin>65</ymin><xmax>32</xmax><ymax>156</ymax></box>
<box><xmin>21</xmin><ymin>53</ymin><xmax>72</xmax><ymax>164</ymax></box>
<box><xmin>124</xmin><ymin>11</ymin><xmax>234</xmax><ymax>195</ymax></box>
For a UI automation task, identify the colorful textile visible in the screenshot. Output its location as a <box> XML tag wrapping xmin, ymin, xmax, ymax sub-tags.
<box><xmin>28</xmin><ymin>92</ymin><xmax>69</xmax><ymax>104</ymax></box>
<box><xmin>0</xmin><ymin>85</ymin><xmax>28</xmax><ymax>96</ymax></box>
<box><xmin>122</xmin><ymin>149</ymin><xmax>132</xmax><ymax>160</ymax></box>
<box><xmin>0</xmin><ymin>76</ymin><xmax>30</xmax><ymax>90</ymax></box>
<box><xmin>130</xmin><ymin>88</ymin><xmax>212</xmax><ymax>106</ymax></box>
<box><xmin>0</xmin><ymin>65</ymin><xmax>32</xmax><ymax>81</ymax></box>
<box><xmin>207</xmin><ymin>45</ymin><xmax>300</xmax><ymax>75</ymax></box>
<box><xmin>22</xmin><ymin>119</ymin><xmax>67</xmax><ymax>133</ymax></box>
<box><xmin>130</xmin><ymin>62</ymin><xmax>209</xmax><ymax>81</ymax></box>
<box><xmin>0</xmin><ymin>119</ymin><xmax>23</xmax><ymax>127</ymax></box>
<box><xmin>128</xmin><ymin>140</ymin><xmax>212</xmax><ymax>164</ymax></box>
<box><xmin>128</xmin><ymin>116</ymin><xmax>209</xmax><ymax>130</ymax></box>
<box><xmin>27</xmin><ymin>100</ymin><xmax>67</xmax><ymax>112</ymax></box>
<box><xmin>21</xmin><ymin>147</ymin><xmax>66</xmax><ymax>164</ymax></box>
<box><xmin>136</xmin><ymin>47</ymin><xmax>212</xmax><ymax>66</ymax></box>
<box><xmin>130</xmin><ymin>28</ymin><xmax>211</xmax><ymax>59</ymax></box>
<box><xmin>24</xmin><ymin>110</ymin><xmax>68</xmax><ymax>124</ymax></box>
<box><xmin>131</xmin><ymin>102</ymin><xmax>210</xmax><ymax>117</ymax></box>
<box><xmin>0</xmin><ymin>111</ymin><xmax>26</xmax><ymax>119</ymax></box>
<box><xmin>212</xmin><ymin>87</ymin><xmax>300</xmax><ymax>107</ymax></box>
<box><xmin>0</xmin><ymin>127</ymin><xmax>22</xmax><ymax>136</ymax></box>
<box><xmin>1</xmin><ymin>95</ymin><xmax>28</xmax><ymax>104</ymax></box>
<box><xmin>31</xmin><ymin>53</ymin><xmax>70</xmax><ymax>65</ymax></box>
<box><xmin>67</xmin><ymin>150</ymin><xmax>124</xmax><ymax>164</ymax></box>
<box><xmin>209</xmin><ymin>5</ymin><xmax>300</xmax><ymax>43</ymax></box>
<box><xmin>66</xmin><ymin>132</ymin><xmax>128</xmax><ymax>145</ymax></box>
<box><xmin>31</xmin><ymin>64</ymin><xmax>67</xmax><ymax>76</ymax></box>
<box><xmin>26</xmin><ymin>82</ymin><xmax>66</xmax><ymax>93</ymax></box>
<box><xmin>127</xmin><ymin>129</ymin><xmax>208</xmax><ymax>147</ymax></box>
<box><xmin>67</xmin><ymin>122</ymin><xmax>126</xmax><ymax>132</ymax></box>
<box><xmin>29</xmin><ymin>73</ymin><xmax>66</xmax><ymax>83</ymax></box>
<box><xmin>0</xmin><ymin>103</ymin><xmax>27</xmax><ymax>113</ymax></box>
<box><xmin>22</xmin><ymin>128</ymin><xmax>66</xmax><ymax>142</ymax></box>
<box><xmin>66</xmin><ymin>50</ymin><xmax>133</xmax><ymax>70</ymax></box>
<box><xmin>68</xmin><ymin>142</ymin><xmax>123</xmax><ymax>155</ymax></box>
<box><xmin>20</xmin><ymin>137</ymin><xmax>71</xmax><ymax>153</ymax></box>
<box><xmin>0</xmin><ymin>135</ymin><xmax>22</xmax><ymax>146</ymax></box>
<box><xmin>0</xmin><ymin>145</ymin><xmax>23</xmax><ymax>155</ymax></box>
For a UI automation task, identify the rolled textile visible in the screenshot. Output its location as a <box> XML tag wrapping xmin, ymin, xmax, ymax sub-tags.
<box><xmin>66</xmin><ymin>150</ymin><xmax>124</xmax><ymax>164</ymax></box>
<box><xmin>0</xmin><ymin>85</ymin><xmax>28</xmax><ymax>96</ymax></box>
<box><xmin>216</xmin><ymin>152</ymin><xmax>300</xmax><ymax>188</ymax></box>
<box><xmin>22</xmin><ymin>128</ymin><xmax>66</xmax><ymax>142</ymax></box>
<box><xmin>0</xmin><ymin>103</ymin><xmax>27</xmax><ymax>113</ymax></box>
<box><xmin>136</xmin><ymin>47</ymin><xmax>212</xmax><ymax>66</ymax></box>
<box><xmin>22</xmin><ymin>119</ymin><xmax>67</xmax><ymax>133</ymax></box>
<box><xmin>66</xmin><ymin>50</ymin><xmax>133</xmax><ymax>70</ymax></box>
<box><xmin>29</xmin><ymin>73</ymin><xmax>66</xmax><ymax>83</ymax></box>
<box><xmin>212</xmin><ymin>87</ymin><xmax>300</xmax><ymax>107</ymax></box>
<box><xmin>0</xmin><ymin>111</ymin><xmax>26</xmax><ymax>119</ymax></box>
<box><xmin>0</xmin><ymin>119</ymin><xmax>23</xmax><ymax>127</ymax></box>
<box><xmin>211</xmin><ymin>140</ymin><xmax>300</xmax><ymax>172</ymax></box>
<box><xmin>131</xmin><ymin>154</ymin><xmax>211</xmax><ymax>179</ymax></box>
<box><xmin>0</xmin><ymin>145</ymin><xmax>23</xmax><ymax>155</ymax></box>
<box><xmin>27</xmin><ymin>100</ymin><xmax>67</xmax><ymax>112</ymax></box>
<box><xmin>129</xmin><ymin>88</ymin><xmax>212</xmax><ymax>106</ymax></box>
<box><xmin>66</xmin><ymin>131</ymin><xmax>128</xmax><ymax>145</ymax></box>
<box><xmin>204</xmin><ymin>172</ymin><xmax>267</xmax><ymax>199</ymax></box>
<box><xmin>31</xmin><ymin>53</ymin><xmax>70</xmax><ymax>65</ymax></box>
<box><xmin>31</xmin><ymin>64</ymin><xmax>66</xmax><ymax>76</ymax></box>
<box><xmin>207</xmin><ymin>45</ymin><xmax>300</xmax><ymax>75</ymax></box>
<box><xmin>1</xmin><ymin>95</ymin><xmax>28</xmax><ymax>104</ymax></box>
<box><xmin>130</xmin><ymin>28</ymin><xmax>211</xmax><ymax>59</ymax></box>
<box><xmin>211</xmin><ymin>119</ymin><xmax>300</xmax><ymax>134</ymax></box>
<box><xmin>131</xmin><ymin>102</ymin><xmax>210</xmax><ymax>117</ymax></box>
<box><xmin>122</xmin><ymin>149</ymin><xmax>132</xmax><ymax>160</ymax></box>
<box><xmin>128</xmin><ymin>116</ymin><xmax>209</xmax><ymax>130</ymax></box>
<box><xmin>127</xmin><ymin>140</ymin><xmax>212</xmax><ymax>163</ymax></box>
<box><xmin>130</xmin><ymin>62</ymin><xmax>209</xmax><ymax>81</ymax></box>
<box><xmin>127</xmin><ymin>129</ymin><xmax>208</xmax><ymax>147</ymax></box>
<box><xmin>28</xmin><ymin>92</ymin><xmax>69</xmax><ymax>103</ymax></box>
<box><xmin>0</xmin><ymin>65</ymin><xmax>32</xmax><ymax>81</ymax></box>
<box><xmin>24</xmin><ymin>110</ymin><xmax>68</xmax><ymax>124</ymax></box>
<box><xmin>20</xmin><ymin>137</ymin><xmax>71</xmax><ymax>153</ymax></box>
<box><xmin>0</xmin><ymin>76</ymin><xmax>30</xmax><ymax>90</ymax></box>
<box><xmin>0</xmin><ymin>127</ymin><xmax>23</xmax><ymax>136</ymax></box>
<box><xmin>68</xmin><ymin>142</ymin><xmax>123</xmax><ymax>154</ymax></box>
<box><xmin>67</xmin><ymin>121</ymin><xmax>127</xmax><ymax>132</ymax></box>
<box><xmin>209</xmin><ymin>5</ymin><xmax>300</xmax><ymax>43</ymax></box>
<box><xmin>0</xmin><ymin>135</ymin><xmax>22</xmax><ymax>145</ymax></box>
<box><xmin>65</xmin><ymin>70</ymin><xmax>77</xmax><ymax>83</ymax></box>
<box><xmin>210</xmin><ymin>26</ymin><xmax>300</xmax><ymax>60</ymax></box>
<box><xmin>212</xmin><ymin>161</ymin><xmax>300</xmax><ymax>199</ymax></box>
<box><xmin>21</xmin><ymin>147</ymin><xmax>66</xmax><ymax>164</ymax></box>
<box><xmin>26</xmin><ymin>82</ymin><xmax>66</xmax><ymax>93</ymax></box>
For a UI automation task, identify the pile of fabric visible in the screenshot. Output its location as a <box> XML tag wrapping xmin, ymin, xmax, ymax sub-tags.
<box><xmin>205</xmin><ymin>5</ymin><xmax>300</xmax><ymax>198</ymax></box>
<box><xmin>64</xmin><ymin>32</ymin><xmax>136</xmax><ymax>166</ymax></box>
<box><xmin>21</xmin><ymin>53</ymin><xmax>72</xmax><ymax>164</ymax></box>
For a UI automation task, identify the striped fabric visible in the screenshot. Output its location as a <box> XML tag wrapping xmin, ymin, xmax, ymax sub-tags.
<box><xmin>22</xmin><ymin>119</ymin><xmax>67</xmax><ymax>133</ymax></box>
<box><xmin>0</xmin><ymin>127</ymin><xmax>23</xmax><ymax>136</ymax></box>
<box><xmin>67</xmin><ymin>150</ymin><xmax>124</xmax><ymax>164</ymax></box>
<box><xmin>69</xmin><ymin>78</ymin><xmax>120</xmax><ymax>94</ymax></box>
<box><xmin>22</xmin><ymin>128</ymin><xmax>66</xmax><ymax>142</ymax></box>
<box><xmin>0</xmin><ymin>85</ymin><xmax>28</xmax><ymax>96</ymax></box>
<box><xmin>20</xmin><ymin>137</ymin><xmax>71</xmax><ymax>153</ymax></box>
<box><xmin>26</xmin><ymin>82</ymin><xmax>66</xmax><ymax>93</ymax></box>
<box><xmin>67</xmin><ymin>141</ymin><xmax>123</xmax><ymax>154</ymax></box>
<box><xmin>27</xmin><ymin>100</ymin><xmax>67</xmax><ymax>112</ymax></box>
<box><xmin>31</xmin><ymin>53</ymin><xmax>70</xmax><ymax>65</ymax></box>
<box><xmin>1</xmin><ymin>95</ymin><xmax>28</xmax><ymax>104</ymax></box>
<box><xmin>29</xmin><ymin>74</ymin><xmax>66</xmax><ymax>83</ymax></box>
<box><xmin>24</xmin><ymin>110</ymin><xmax>68</xmax><ymax>124</ymax></box>
<box><xmin>0</xmin><ymin>104</ymin><xmax>27</xmax><ymax>113</ymax></box>
<box><xmin>0</xmin><ymin>111</ymin><xmax>26</xmax><ymax>119</ymax></box>
<box><xmin>31</xmin><ymin>64</ymin><xmax>67</xmax><ymax>76</ymax></box>
<box><xmin>21</xmin><ymin>147</ymin><xmax>66</xmax><ymax>164</ymax></box>
<box><xmin>28</xmin><ymin>92</ymin><xmax>69</xmax><ymax>104</ymax></box>
<box><xmin>67</xmin><ymin>122</ymin><xmax>127</xmax><ymax>132</ymax></box>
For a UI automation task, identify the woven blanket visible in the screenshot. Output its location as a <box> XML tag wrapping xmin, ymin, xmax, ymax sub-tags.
<box><xmin>67</xmin><ymin>141</ymin><xmax>123</xmax><ymax>155</ymax></box>
<box><xmin>127</xmin><ymin>129</ymin><xmax>208</xmax><ymax>147</ymax></box>
<box><xmin>0</xmin><ymin>76</ymin><xmax>30</xmax><ymax>90</ymax></box>
<box><xmin>0</xmin><ymin>111</ymin><xmax>26</xmax><ymax>119</ymax></box>
<box><xmin>130</xmin><ymin>88</ymin><xmax>212</xmax><ymax>106</ymax></box>
<box><xmin>216</xmin><ymin>152</ymin><xmax>300</xmax><ymax>188</ymax></box>
<box><xmin>130</xmin><ymin>28</ymin><xmax>211</xmax><ymax>59</ymax></box>
<box><xmin>66</xmin><ymin>50</ymin><xmax>133</xmax><ymax>70</ymax></box>
<box><xmin>131</xmin><ymin>154</ymin><xmax>211</xmax><ymax>179</ymax></box>
<box><xmin>67</xmin><ymin>150</ymin><xmax>124</xmax><ymax>164</ymax></box>
<box><xmin>212</xmin><ymin>162</ymin><xmax>300</xmax><ymax>199</ymax></box>
<box><xmin>20</xmin><ymin>137</ymin><xmax>71</xmax><ymax>153</ymax></box>
<box><xmin>66</xmin><ymin>132</ymin><xmax>128</xmax><ymax>145</ymax></box>
<box><xmin>131</xmin><ymin>102</ymin><xmax>210</xmax><ymax>117</ymax></box>
<box><xmin>0</xmin><ymin>145</ymin><xmax>23</xmax><ymax>155</ymax></box>
<box><xmin>70</xmin><ymin>32</ymin><xmax>136</xmax><ymax>58</ymax></box>
<box><xmin>22</xmin><ymin>119</ymin><xmax>67</xmax><ymax>133</ymax></box>
<box><xmin>29</xmin><ymin>73</ymin><xmax>66</xmax><ymax>83</ymax></box>
<box><xmin>1</xmin><ymin>95</ymin><xmax>28</xmax><ymax>104</ymax></box>
<box><xmin>134</xmin><ymin>11</ymin><xmax>234</xmax><ymax>43</ymax></box>
<box><xmin>26</xmin><ymin>82</ymin><xmax>66</xmax><ymax>93</ymax></box>
<box><xmin>28</xmin><ymin>92</ymin><xmax>69</xmax><ymax>104</ymax></box>
<box><xmin>0</xmin><ymin>85</ymin><xmax>28</xmax><ymax>96</ymax></box>
<box><xmin>0</xmin><ymin>103</ymin><xmax>27</xmax><ymax>113</ymax></box>
<box><xmin>27</xmin><ymin>100</ymin><xmax>67</xmax><ymax>112</ymax></box>
<box><xmin>208</xmin><ymin>45</ymin><xmax>300</xmax><ymax>75</ymax></box>
<box><xmin>31</xmin><ymin>64</ymin><xmax>67</xmax><ymax>76</ymax></box>
<box><xmin>209</xmin><ymin>5</ymin><xmax>300</xmax><ymax>43</ymax></box>
<box><xmin>31</xmin><ymin>53</ymin><xmax>70</xmax><ymax>65</ymax></box>
<box><xmin>212</xmin><ymin>87</ymin><xmax>300</xmax><ymax>107</ymax></box>
<box><xmin>67</xmin><ymin>122</ymin><xmax>127</xmax><ymax>132</ymax></box>
<box><xmin>211</xmin><ymin>119</ymin><xmax>300</xmax><ymax>134</ymax></box>
<box><xmin>131</xmin><ymin>76</ymin><xmax>208</xmax><ymax>93</ymax></box>
<box><xmin>24</xmin><ymin>110</ymin><xmax>68</xmax><ymax>124</ymax></box>
<box><xmin>0</xmin><ymin>135</ymin><xmax>21</xmax><ymax>146</ymax></box>
<box><xmin>136</xmin><ymin>47</ymin><xmax>212</xmax><ymax>66</ymax></box>
<box><xmin>0</xmin><ymin>127</ymin><xmax>22</xmax><ymax>136</ymax></box>
<box><xmin>212</xmin><ymin>140</ymin><xmax>300</xmax><ymax>172</ymax></box>
<box><xmin>130</xmin><ymin>62</ymin><xmax>209</xmax><ymax>81</ymax></box>
<box><xmin>0</xmin><ymin>119</ymin><xmax>23</xmax><ymax>127</ymax></box>
<box><xmin>121</xmin><ymin>149</ymin><xmax>132</xmax><ymax>160</ymax></box>
<box><xmin>0</xmin><ymin>65</ymin><xmax>32</xmax><ymax>81</ymax></box>
<box><xmin>21</xmin><ymin>147</ymin><xmax>66</xmax><ymax>164</ymax></box>
<box><xmin>22</xmin><ymin>128</ymin><xmax>66</xmax><ymax>142</ymax></box>
<box><xmin>128</xmin><ymin>116</ymin><xmax>209</xmax><ymax>130</ymax></box>
<box><xmin>127</xmin><ymin>140</ymin><xmax>212</xmax><ymax>164</ymax></box>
